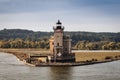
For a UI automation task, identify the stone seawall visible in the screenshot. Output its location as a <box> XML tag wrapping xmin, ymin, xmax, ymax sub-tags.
<box><xmin>34</xmin><ymin>59</ymin><xmax>120</xmax><ymax>67</ymax></box>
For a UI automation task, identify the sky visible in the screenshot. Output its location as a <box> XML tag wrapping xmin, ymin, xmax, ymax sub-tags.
<box><xmin>0</xmin><ymin>0</ymin><xmax>120</xmax><ymax>32</ymax></box>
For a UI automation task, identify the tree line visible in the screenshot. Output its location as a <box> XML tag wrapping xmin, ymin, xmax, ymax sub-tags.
<box><xmin>74</xmin><ymin>41</ymin><xmax>120</xmax><ymax>50</ymax></box>
<box><xmin>0</xmin><ymin>38</ymin><xmax>49</xmax><ymax>49</ymax></box>
<box><xmin>0</xmin><ymin>39</ymin><xmax>120</xmax><ymax>50</ymax></box>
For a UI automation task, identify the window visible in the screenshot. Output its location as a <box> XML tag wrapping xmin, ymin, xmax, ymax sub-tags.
<box><xmin>52</xmin><ymin>42</ymin><xmax>54</xmax><ymax>45</ymax></box>
<box><xmin>57</xmin><ymin>43</ymin><xmax>59</xmax><ymax>46</ymax></box>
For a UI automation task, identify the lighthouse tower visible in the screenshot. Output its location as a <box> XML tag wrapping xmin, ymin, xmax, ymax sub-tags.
<box><xmin>49</xmin><ymin>20</ymin><xmax>75</xmax><ymax>62</ymax></box>
<box><xmin>53</xmin><ymin>20</ymin><xmax>64</xmax><ymax>56</ymax></box>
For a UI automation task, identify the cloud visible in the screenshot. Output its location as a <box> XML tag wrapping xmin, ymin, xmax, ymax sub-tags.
<box><xmin>0</xmin><ymin>0</ymin><xmax>72</xmax><ymax>13</ymax></box>
<box><xmin>0</xmin><ymin>0</ymin><xmax>120</xmax><ymax>32</ymax></box>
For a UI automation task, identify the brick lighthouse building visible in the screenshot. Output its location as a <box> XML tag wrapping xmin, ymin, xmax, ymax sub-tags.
<box><xmin>49</xmin><ymin>20</ymin><xmax>75</xmax><ymax>62</ymax></box>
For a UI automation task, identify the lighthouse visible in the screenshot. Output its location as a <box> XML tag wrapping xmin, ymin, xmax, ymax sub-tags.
<box><xmin>49</xmin><ymin>20</ymin><xmax>75</xmax><ymax>62</ymax></box>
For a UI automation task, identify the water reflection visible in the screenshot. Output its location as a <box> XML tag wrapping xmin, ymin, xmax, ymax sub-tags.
<box><xmin>50</xmin><ymin>67</ymin><xmax>72</xmax><ymax>80</ymax></box>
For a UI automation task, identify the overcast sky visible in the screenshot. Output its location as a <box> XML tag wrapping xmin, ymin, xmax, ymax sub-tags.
<box><xmin>0</xmin><ymin>0</ymin><xmax>120</xmax><ymax>32</ymax></box>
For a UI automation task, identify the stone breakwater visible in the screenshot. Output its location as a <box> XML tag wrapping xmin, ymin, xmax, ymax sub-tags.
<box><xmin>34</xmin><ymin>59</ymin><xmax>120</xmax><ymax>67</ymax></box>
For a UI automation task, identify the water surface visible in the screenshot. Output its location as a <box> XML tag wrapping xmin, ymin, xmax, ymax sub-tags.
<box><xmin>0</xmin><ymin>52</ymin><xmax>120</xmax><ymax>80</ymax></box>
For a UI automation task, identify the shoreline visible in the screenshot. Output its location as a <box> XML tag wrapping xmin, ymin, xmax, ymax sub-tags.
<box><xmin>0</xmin><ymin>49</ymin><xmax>120</xmax><ymax>67</ymax></box>
<box><xmin>18</xmin><ymin>57</ymin><xmax>120</xmax><ymax>67</ymax></box>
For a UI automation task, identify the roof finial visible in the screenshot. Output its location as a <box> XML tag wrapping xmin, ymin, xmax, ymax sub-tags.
<box><xmin>56</xmin><ymin>20</ymin><xmax>61</xmax><ymax>24</ymax></box>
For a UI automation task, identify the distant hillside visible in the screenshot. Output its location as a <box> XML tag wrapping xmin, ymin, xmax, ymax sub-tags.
<box><xmin>0</xmin><ymin>29</ymin><xmax>120</xmax><ymax>42</ymax></box>
<box><xmin>0</xmin><ymin>29</ymin><xmax>53</xmax><ymax>41</ymax></box>
<box><xmin>0</xmin><ymin>29</ymin><xmax>120</xmax><ymax>50</ymax></box>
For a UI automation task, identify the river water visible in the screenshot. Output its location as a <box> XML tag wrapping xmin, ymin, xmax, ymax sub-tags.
<box><xmin>0</xmin><ymin>52</ymin><xmax>120</xmax><ymax>80</ymax></box>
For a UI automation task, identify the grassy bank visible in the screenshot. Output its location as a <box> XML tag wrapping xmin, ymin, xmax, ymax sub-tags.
<box><xmin>75</xmin><ymin>52</ymin><xmax>120</xmax><ymax>62</ymax></box>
